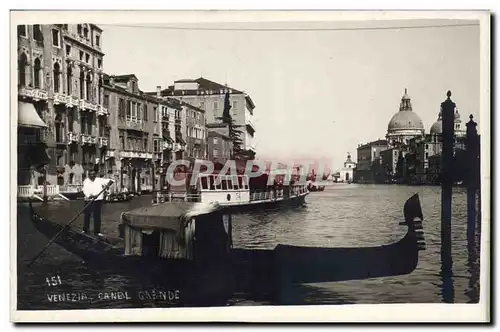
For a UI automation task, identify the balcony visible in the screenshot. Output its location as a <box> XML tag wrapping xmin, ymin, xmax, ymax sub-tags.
<box><xmin>79</xmin><ymin>100</ymin><xmax>97</xmax><ymax>112</ymax></box>
<box><xmin>162</xmin><ymin>141</ymin><xmax>173</xmax><ymax>151</ymax></box>
<box><xmin>67</xmin><ymin>132</ymin><xmax>80</xmax><ymax>143</ymax></box>
<box><xmin>119</xmin><ymin>151</ymin><xmax>153</xmax><ymax>159</ymax></box>
<box><xmin>53</xmin><ymin>93</ymin><xmax>68</xmax><ymax>105</ymax></box>
<box><xmin>55</xmin><ymin>134</ymin><xmax>67</xmax><ymax>145</ymax></box>
<box><xmin>97</xmin><ymin>105</ymin><xmax>108</xmax><ymax>116</ymax></box>
<box><xmin>80</xmin><ymin>134</ymin><xmax>96</xmax><ymax>145</ymax></box>
<box><xmin>19</xmin><ymin>86</ymin><xmax>48</xmax><ymax>102</ymax></box>
<box><xmin>66</xmin><ymin>96</ymin><xmax>79</xmax><ymax>108</ymax></box>
<box><xmin>99</xmin><ymin>136</ymin><xmax>108</xmax><ymax>147</ymax></box>
<box><xmin>162</xmin><ymin>115</ymin><xmax>169</xmax><ymax>123</ymax></box>
<box><xmin>173</xmin><ymin>143</ymin><xmax>186</xmax><ymax>152</ymax></box>
<box><xmin>122</xmin><ymin>119</ymin><xmax>146</xmax><ymax>132</ymax></box>
<box><xmin>105</xmin><ymin>150</ymin><xmax>115</xmax><ymax>158</ymax></box>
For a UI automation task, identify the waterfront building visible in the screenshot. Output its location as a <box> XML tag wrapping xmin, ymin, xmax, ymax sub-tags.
<box><xmin>386</xmin><ymin>89</ymin><xmax>425</xmax><ymax>147</ymax></box>
<box><xmin>150</xmin><ymin>78</ymin><xmax>257</xmax><ymax>156</ymax></box>
<box><xmin>103</xmin><ymin>74</ymin><xmax>157</xmax><ymax>193</ymax></box>
<box><xmin>17</xmin><ymin>23</ymin><xmax>107</xmax><ymax>192</ymax></box>
<box><xmin>206</xmin><ymin>123</ymin><xmax>233</xmax><ymax>164</ymax></box>
<box><xmin>184</xmin><ymin>102</ymin><xmax>207</xmax><ymax>161</ymax></box>
<box><xmin>339</xmin><ymin>153</ymin><xmax>356</xmax><ymax>183</ymax></box>
<box><xmin>354</xmin><ymin>139</ymin><xmax>388</xmax><ymax>183</ymax></box>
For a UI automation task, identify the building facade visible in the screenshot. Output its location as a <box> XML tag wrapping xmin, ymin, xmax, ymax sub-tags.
<box><xmin>17</xmin><ymin>23</ymin><xmax>108</xmax><ymax>189</ymax></box>
<box><xmin>339</xmin><ymin>153</ymin><xmax>356</xmax><ymax>182</ymax></box>
<box><xmin>151</xmin><ymin>77</ymin><xmax>256</xmax><ymax>154</ymax></box>
<box><xmin>103</xmin><ymin>74</ymin><xmax>157</xmax><ymax>193</ymax></box>
<box><xmin>206</xmin><ymin>123</ymin><xmax>232</xmax><ymax>164</ymax></box>
<box><xmin>354</xmin><ymin>139</ymin><xmax>388</xmax><ymax>183</ymax></box>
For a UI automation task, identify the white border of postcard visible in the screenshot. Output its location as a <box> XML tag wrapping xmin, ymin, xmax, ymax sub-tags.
<box><xmin>9</xmin><ymin>9</ymin><xmax>490</xmax><ymax>323</ymax></box>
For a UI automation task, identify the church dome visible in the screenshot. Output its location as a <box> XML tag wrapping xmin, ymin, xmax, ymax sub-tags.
<box><xmin>430</xmin><ymin>119</ymin><xmax>442</xmax><ymax>134</ymax></box>
<box><xmin>387</xmin><ymin>89</ymin><xmax>425</xmax><ymax>134</ymax></box>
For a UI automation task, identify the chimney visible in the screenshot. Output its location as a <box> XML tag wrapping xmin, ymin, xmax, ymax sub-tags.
<box><xmin>156</xmin><ymin>86</ymin><xmax>161</xmax><ymax>98</ymax></box>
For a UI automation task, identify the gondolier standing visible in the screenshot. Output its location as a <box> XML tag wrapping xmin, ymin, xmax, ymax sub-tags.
<box><xmin>82</xmin><ymin>170</ymin><xmax>114</xmax><ymax>236</ymax></box>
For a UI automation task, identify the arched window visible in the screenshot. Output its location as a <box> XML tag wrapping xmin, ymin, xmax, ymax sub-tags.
<box><xmin>18</xmin><ymin>53</ymin><xmax>28</xmax><ymax>86</ymax></box>
<box><xmin>66</xmin><ymin>66</ymin><xmax>72</xmax><ymax>95</ymax></box>
<box><xmin>85</xmin><ymin>73</ymin><xmax>92</xmax><ymax>101</ymax></box>
<box><xmin>33</xmin><ymin>58</ymin><xmax>41</xmax><ymax>88</ymax></box>
<box><xmin>83</xmin><ymin>25</ymin><xmax>89</xmax><ymax>39</ymax></box>
<box><xmin>79</xmin><ymin>70</ymin><xmax>85</xmax><ymax>99</ymax></box>
<box><xmin>53</xmin><ymin>62</ymin><xmax>61</xmax><ymax>93</ymax></box>
<box><xmin>77</xmin><ymin>24</ymin><xmax>82</xmax><ymax>35</ymax></box>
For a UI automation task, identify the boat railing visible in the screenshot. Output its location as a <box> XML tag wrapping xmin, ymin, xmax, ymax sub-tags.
<box><xmin>36</xmin><ymin>185</ymin><xmax>60</xmax><ymax>196</ymax></box>
<box><xmin>153</xmin><ymin>192</ymin><xmax>202</xmax><ymax>204</ymax></box>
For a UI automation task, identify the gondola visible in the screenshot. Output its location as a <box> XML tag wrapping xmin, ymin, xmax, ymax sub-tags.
<box><xmin>27</xmin><ymin>194</ymin><xmax>426</xmax><ymax>305</ymax></box>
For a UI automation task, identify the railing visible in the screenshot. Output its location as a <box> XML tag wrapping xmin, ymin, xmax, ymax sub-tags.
<box><xmin>53</xmin><ymin>93</ymin><xmax>68</xmax><ymax>105</ymax></box>
<box><xmin>153</xmin><ymin>192</ymin><xmax>201</xmax><ymax>204</ymax></box>
<box><xmin>36</xmin><ymin>185</ymin><xmax>60</xmax><ymax>196</ymax></box>
<box><xmin>163</xmin><ymin>141</ymin><xmax>173</xmax><ymax>151</ymax></box>
<box><xmin>67</xmin><ymin>132</ymin><xmax>80</xmax><ymax>143</ymax></box>
<box><xmin>18</xmin><ymin>86</ymin><xmax>48</xmax><ymax>101</ymax></box>
<box><xmin>249</xmin><ymin>185</ymin><xmax>307</xmax><ymax>202</ymax></box>
<box><xmin>120</xmin><ymin>151</ymin><xmax>153</xmax><ymax>159</ymax></box>
<box><xmin>99</xmin><ymin>136</ymin><xmax>108</xmax><ymax>147</ymax></box>
<box><xmin>18</xmin><ymin>185</ymin><xmax>34</xmax><ymax>198</ymax></box>
<box><xmin>59</xmin><ymin>184</ymin><xmax>83</xmax><ymax>193</ymax></box>
<box><xmin>97</xmin><ymin>105</ymin><xmax>108</xmax><ymax>116</ymax></box>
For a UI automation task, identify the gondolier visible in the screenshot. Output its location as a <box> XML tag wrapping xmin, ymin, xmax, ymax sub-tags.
<box><xmin>82</xmin><ymin>170</ymin><xmax>114</xmax><ymax>236</ymax></box>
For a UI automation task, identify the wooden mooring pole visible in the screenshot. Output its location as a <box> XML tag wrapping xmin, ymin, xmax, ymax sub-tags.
<box><xmin>441</xmin><ymin>91</ymin><xmax>455</xmax><ymax>264</ymax></box>
<box><xmin>466</xmin><ymin>115</ymin><xmax>480</xmax><ymax>245</ymax></box>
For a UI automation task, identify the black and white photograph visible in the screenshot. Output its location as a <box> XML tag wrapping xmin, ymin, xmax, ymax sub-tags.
<box><xmin>10</xmin><ymin>10</ymin><xmax>490</xmax><ymax>322</ymax></box>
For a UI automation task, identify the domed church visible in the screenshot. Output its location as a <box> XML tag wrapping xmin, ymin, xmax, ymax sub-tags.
<box><xmin>429</xmin><ymin>108</ymin><xmax>466</xmax><ymax>138</ymax></box>
<box><xmin>386</xmin><ymin>88</ymin><xmax>425</xmax><ymax>146</ymax></box>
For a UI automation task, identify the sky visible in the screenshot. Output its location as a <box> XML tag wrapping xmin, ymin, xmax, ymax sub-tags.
<box><xmin>101</xmin><ymin>19</ymin><xmax>480</xmax><ymax>171</ymax></box>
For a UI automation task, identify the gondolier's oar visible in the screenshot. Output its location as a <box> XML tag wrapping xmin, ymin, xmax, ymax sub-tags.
<box><xmin>28</xmin><ymin>182</ymin><xmax>112</xmax><ymax>267</ymax></box>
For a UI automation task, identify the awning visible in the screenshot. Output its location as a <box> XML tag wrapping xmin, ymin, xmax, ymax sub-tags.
<box><xmin>18</xmin><ymin>102</ymin><xmax>47</xmax><ymax>128</ymax></box>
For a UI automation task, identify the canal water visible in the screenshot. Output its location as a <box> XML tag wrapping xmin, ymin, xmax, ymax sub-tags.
<box><xmin>16</xmin><ymin>184</ymin><xmax>481</xmax><ymax>309</ymax></box>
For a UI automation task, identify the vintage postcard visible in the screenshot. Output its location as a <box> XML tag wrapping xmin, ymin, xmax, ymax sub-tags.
<box><xmin>10</xmin><ymin>10</ymin><xmax>490</xmax><ymax>323</ymax></box>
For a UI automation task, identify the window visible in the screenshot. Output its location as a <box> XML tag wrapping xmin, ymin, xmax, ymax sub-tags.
<box><xmin>79</xmin><ymin>71</ymin><xmax>85</xmax><ymax>98</ymax></box>
<box><xmin>425</xmin><ymin>152</ymin><xmax>429</xmax><ymax>159</ymax></box>
<box><xmin>213</xmin><ymin>149</ymin><xmax>219</xmax><ymax>157</ymax></box>
<box><xmin>97</xmin><ymin>59</ymin><xmax>102</xmax><ymax>69</ymax></box>
<box><xmin>233</xmin><ymin>101</ymin><xmax>238</xmax><ymax>109</ymax></box>
<box><xmin>17</xmin><ymin>25</ymin><xmax>27</xmax><ymax>37</ymax></box>
<box><xmin>126</xmin><ymin>101</ymin><xmax>131</xmax><ymax>119</ymax></box>
<box><xmin>213</xmin><ymin>137</ymin><xmax>219</xmax><ymax>145</ymax></box>
<box><xmin>153</xmin><ymin>139</ymin><xmax>159</xmax><ymax>152</ymax></box>
<box><xmin>33</xmin><ymin>25</ymin><xmax>43</xmax><ymax>42</ymax></box>
<box><xmin>213</xmin><ymin>101</ymin><xmax>218</xmax><ymax>110</ymax></box>
<box><xmin>144</xmin><ymin>138</ymin><xmax>148</xmax><ymax>151</ymax></box>
<box><xmin>143</xmin><ymin>105</ymin><xmax>148</xmax><ymax>121</ymax></box>
<box><xmin>85</xmin><ymin>73</ymin><xmax>92</xmax><ymax>100</ymax></box>
<box><xmin>65</xmin><ymin>44</ymin><xmax>71</xmax><ymax>57</ymax></box>
<box><xmin>18</xmin><ymin>53</ymin><xmax>28</xmax><ymax>86</ymax></box>
<box><xmin>52</xmin><ymin>29</ymin><xmax>60</xmax><ymax>47</ymax></box>
<box><xmin>153</xmin><ymin>107</ymin><xmax>158</xmax><ymax>122</ymax></box>
<box><xmin>200</xmin><ymin>101</ymin><xmax>205</xmax><ymax>109</ymax></box>
<box><xmin>53</xmin><ymin>62</ymin><xmax>61</xmax><ymax>93</ymax></box>
<box><xmin>79</xmin><ymin>51</ymin><xmax>84</xmax><ymax>61</ymax></box>
<box><xmin>137</xmin><ymin>103</ymin><xmax>142</xmax><ymax>120</ymax></box>
<box><xmin>33</xmin><ymin>58</ymin><xmax>42</xmax><ymax>88</ymax></box>
<box><xmin>83</xmin><ymin>25</ymin><xmax>89</xmax><ymax>39</ymax></box>
<box><xmin>85</xmin><ymin>53</ymin><xmax>90</xmax><ymax>64</ymax></box>
<box><xmin>67</xmin><ymin>109</ymin><xmax>74</xmax><ymax>131</ymax></box>
<box><xmin>95</xmin><ymin>35</ymin><xmax>100</xmax><ymax>47</ymax></box>
<box><xmin>118</xmin><ymin>98</ymin><xmax>126</xmax><ymax>118</ymax></box>
<box><xmin>103</xmin><ymin>94</ymin><xmax>109</xmax><ymax>107</ymax></box>
<box><xmin>425</xmin><ymin>144</ymin><xmax>429</xmax><ymax>149</ymax></box>
<box><xmin>77</xmin><ymin>24</ymin><xmax>82</xmax><ymax>35</ymax></box>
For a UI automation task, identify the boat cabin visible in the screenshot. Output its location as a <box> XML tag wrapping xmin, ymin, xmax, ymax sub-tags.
<box><xmin>197</xmin><ymin>175</ymin><xmax>250</xmax><ymax>205</ymax></box>
<box><xmin>119</xmin><ymin>202</ymin><xmax>232</xmax><ymax>261</ymax></box>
